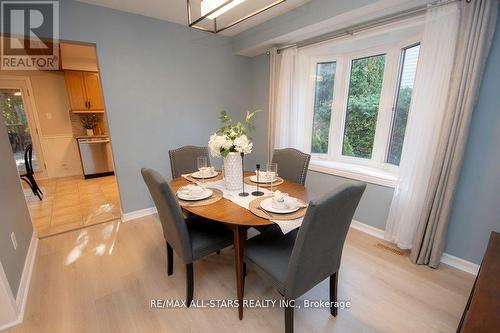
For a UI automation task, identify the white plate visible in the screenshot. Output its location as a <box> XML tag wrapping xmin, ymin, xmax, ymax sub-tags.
<box><xmin>191</xmin><ymin>171</ymin><xmax>218</xmax><ymax>179</ymax></box>
<box><xmin>249</xmin><ymin>175</ymin><xmax>278</xmax><ymax>184</ymax></box>
<box><xmin>260</xmin><ymin>197</ymin><xmax>300</xmax><ymax>214</ymax></box>
<box><xmin>177</xmin><ymin>188</ymin><xmax>213</xmax><ymax>201</ymax></box>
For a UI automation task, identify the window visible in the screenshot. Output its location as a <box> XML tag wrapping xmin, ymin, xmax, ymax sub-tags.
<box><xmin>305</xmin><ymin>40</ymin><xmax>421</xmax><ymax>178</ymax></box>
<box><xmin>311</xmin><ymin>62</ymin><xmax>336</xmax><ymax>154</ymax></box>
<box><xmin>342</xmin><ymin>54</ymin><xmax>386</xmax><ymax>159</ymax></box>
<box><xmin>386</xmin><ymin>44</ymin><xmax>420</xmax><ymax>165</ymax></box>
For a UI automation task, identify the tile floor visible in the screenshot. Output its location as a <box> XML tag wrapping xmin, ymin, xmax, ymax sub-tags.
<box><xmin>23</xmin><ymin>175</ymin><xmax>121</xmax><ymax>237</ymax></box>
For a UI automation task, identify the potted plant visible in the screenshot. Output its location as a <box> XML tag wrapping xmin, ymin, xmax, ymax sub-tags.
<box><xmin>80</xmin><ymin>114</ymin><xmax>98</xmax><ymax>136</ymax></box>
<box><xmin>208</xmin><ymin>110</ymin><xmax>258</xmax><ymax>190</ymax></box>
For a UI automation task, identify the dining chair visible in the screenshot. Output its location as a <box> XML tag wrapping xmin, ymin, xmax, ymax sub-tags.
<box><xmin>168</xmin><ymin>145</ymin><xmax>211</xmax><ymax>179</ymax></box>
<box><xmin>272</xmin><ymin>148</ymin><xmax>311</xmax><ymax>185</ymax></box>
<box><xmin>20</xmin><ymin>144</ymin><xmax>43</xmax><ymax>200</ymax></box>
<box><xmin>141</xmin><ymin>168</ymin><xmax>233</xmax><ymax>306</ymax></box>
<box><xmin>243</xmin><ymin>182</ymin><xmax>366</xmax><ymax>333</ymax></box>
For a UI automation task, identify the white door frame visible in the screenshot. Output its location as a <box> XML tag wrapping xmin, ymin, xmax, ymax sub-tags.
<box><xmin>0</xmin><ymin>76</ymin><xmax>48</xmax><ymax>179</ymax></box>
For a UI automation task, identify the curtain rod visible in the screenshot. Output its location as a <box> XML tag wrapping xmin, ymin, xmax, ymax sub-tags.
<box><xmin>269</xmin><ymin>0</ymin><xmax>466</xmax><ymax>54</ymax></box>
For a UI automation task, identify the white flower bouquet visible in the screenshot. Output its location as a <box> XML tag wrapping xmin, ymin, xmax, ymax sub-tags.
<box><xmin>208</xmin><ymin>110</ymin><xmax>258</xmax><ymax>158</ymax></box>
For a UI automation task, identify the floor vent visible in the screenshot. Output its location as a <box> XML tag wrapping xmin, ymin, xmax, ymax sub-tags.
<box><xmin>375</xmin><ymin>243</ymin><xmax>406</xmax><ymax>256</ymax></box>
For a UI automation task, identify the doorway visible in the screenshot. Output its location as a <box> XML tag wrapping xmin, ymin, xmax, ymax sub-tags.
<box><xmin>0</xmin><ymin>40</ymin><xmax>122</xmax><ymax>238</ymax></box>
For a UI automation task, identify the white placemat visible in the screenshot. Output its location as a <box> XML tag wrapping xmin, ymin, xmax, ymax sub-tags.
<box><xmin>202</xmin><ymin>179</ymin><xmax>303</xmax><ymax>234</ymax></box>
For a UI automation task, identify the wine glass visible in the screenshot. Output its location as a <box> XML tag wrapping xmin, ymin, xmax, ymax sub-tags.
<box><xmin>266</xmin><ymin>163</ymin><xmax>278</xmax><ymax>193</ymax></box>
<box><xmin>197</xmin><ymin>156</ymin><xmax>208</xmax><ymax>185</ymax></box>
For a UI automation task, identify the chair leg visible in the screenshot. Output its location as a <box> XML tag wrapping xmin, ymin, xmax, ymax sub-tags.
<box><xmin>166</xmin><ymin>243</ymin><xmax>173</xmax><ymax>276</ymax></box>
<box><xmin>186</xmin><ymin>263</ymin><xmax>194</xmax><ymax>307</ymax></box>
<box><xmin>330</xmin><ymin>272</ymin><xmax>338</xmax><ymax>317</ymax></box>
<box><xmin>285</xmin><ymin>300</ymin><xmax>294</xmax><ymax>333</ymax></box>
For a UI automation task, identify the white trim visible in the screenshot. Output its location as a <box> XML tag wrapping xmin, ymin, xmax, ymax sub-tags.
<box><xmin>440</xmin><ymin>253</ymin><xmax>480</xmax><ymax>276</ymax></box>
<box><xmin>15</xmin><ymin>231</ymin><xmax>38</xmax><ymax>312</ymax></box>
<box><xmin>121</xmin><ymin>207</ymin><xmax>157</xmax><ymax>222</ymax></box>
<box><xmin>350</xmin><ymin>219</ymin><xmax>386</xmax><ymax>239</ymax></box>
<box><xmin>0</xmin><ymin>231</ymin><xmax>38</xmax><ymax>331</ymax></box>
<box><xmin>350</xmin><ymin>220</ymin><xmax>478</xmax><ymax>275</ymax></box>
<box><xmin>309</xmin><ymin>160</ymin><xmax>397</xmax><ymax>188</ymax></box>
<box><xmin>0</xmin><ymin>263</ymin><xmax>17</xmax><ymax>330</ymax></box>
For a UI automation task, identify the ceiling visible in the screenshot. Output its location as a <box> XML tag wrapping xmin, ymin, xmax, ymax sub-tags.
<box><xmin>77</xmin><ymin>0</ymin><xmax>311</xmax><ymax>36</ymax></box>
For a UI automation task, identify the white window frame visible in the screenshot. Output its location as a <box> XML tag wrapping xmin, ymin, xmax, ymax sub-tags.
<box><xmin>303</xmin><ymin>35</ymin><xmax>421</xmax><ymax>187</ymax></box>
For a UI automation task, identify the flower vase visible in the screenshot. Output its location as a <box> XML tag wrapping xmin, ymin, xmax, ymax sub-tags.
<box><xmin>223</xmin><ymin>152</ymin><xmax>242</xmax><ymax>191</ymax></box>
<box><xmin>86</xmin><ymin>129</ymin><xmax>94</xmax><ymax>136</ymax></box>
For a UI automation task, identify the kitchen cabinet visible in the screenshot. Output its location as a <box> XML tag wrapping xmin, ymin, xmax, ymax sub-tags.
<box><xmin>64</xmin><ymin>70</ymin><xmax>105</xmax><ymax>112</ymax></box>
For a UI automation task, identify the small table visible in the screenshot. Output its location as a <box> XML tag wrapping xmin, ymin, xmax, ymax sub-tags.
<box><xmin>169</xmin><ymin>172</ymin><xmax>312</xmax><ymax>319</ymax></box>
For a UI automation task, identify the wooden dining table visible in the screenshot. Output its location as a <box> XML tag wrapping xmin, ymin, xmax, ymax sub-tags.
<box><xmin>169</xmin><ymin>172</ymin><xmax>313</xmax><ymax>320</ymax></box>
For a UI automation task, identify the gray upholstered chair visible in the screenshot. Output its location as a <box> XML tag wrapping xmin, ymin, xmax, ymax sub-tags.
<box><xmin>272</xmin><ymin>148</ymin><xmax>311</xmax><ymax>185</ymax></box>
<box><xmin>141</xmin><ymin>168</ymin><xmax>232</xmax><ymax>306</ymax></box>
<box><xmin>243</xmin><ymin>182</ymin><xmax>366</xmax><ymax>333</ymax></box>
<box><xmin>168</xmin><ymin>145</ymin><xmax>211</xmax><ymax>179</ymax></box>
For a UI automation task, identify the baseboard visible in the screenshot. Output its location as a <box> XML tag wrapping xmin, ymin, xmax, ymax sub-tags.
<box><xmin>440</xmin><ymin>253</ymin><xmax>479</xmax><ymax>275</ymax></box>
<box><xmin>0</xmin><ymin>231</ymin><xmax>38</xmax><ymax>331</ymax></box>
<box><xmin>350</xmin><ymin>219</ymin><xmax>385</xmax><ymax>239</ymax></box>
<box><xmin>349</xmin><ymin>220</ymin><xmax>478</xmax><ymax>275</ymax></box>
<box><xmin>16</xmin><ymin>231</ymin><xmax>38</xmax><ymax>311</ymax></box>
<box><xmin>121</xmin><ymin>206</ymin><xmax>157</xmax><ymax>222</ymax></box>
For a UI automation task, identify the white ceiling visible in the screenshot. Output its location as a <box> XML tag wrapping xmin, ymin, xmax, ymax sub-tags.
<box><xmin>77</xmin><ymin>0</ymin><xmax>311</xmax><ymax>36</ymax></box>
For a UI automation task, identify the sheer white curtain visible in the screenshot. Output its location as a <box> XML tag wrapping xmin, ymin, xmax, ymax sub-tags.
<box><xmin>384</xmin><ymin>2</ymin><xmax>461</xmax><ymax>249</ymax></box>
<box><xmin>267</xmin><ymin>47</ymin><xmax>281</xmax><ymax>162</ymax></box>
<box><xmin>272</xmin><ymin>47</ymin><xmax>304</xmax><ymax>150</ymax></box>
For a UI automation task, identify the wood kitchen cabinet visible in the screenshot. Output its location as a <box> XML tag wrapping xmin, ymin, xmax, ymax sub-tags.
<box><xmin>64</xmin><ymin>70</ymin><xmax>105</xmax><ymax>112</ymax></box>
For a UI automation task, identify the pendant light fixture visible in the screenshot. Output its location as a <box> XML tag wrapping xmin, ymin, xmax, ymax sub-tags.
<box><xmin>187</xmin><ymin>0</ymin><xmax>287</xmax><ymax>33</ymax></box>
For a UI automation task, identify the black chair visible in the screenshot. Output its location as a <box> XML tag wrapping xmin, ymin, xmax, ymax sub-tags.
<box><xmin>243</xmin><ymin>183</ymin><xmax>366</xmax><ymax>333</ymax></box>
<box><xmin>272</xmin><ymin>148</ymin><xmax>311</xmax><ymax>185</ymax></box>
<box><xmin>141</xmin><ymin>168</ymin><xmax>233</xmax><ymax>305</ymax></box>
<box><xmin>20</xmin><ymin>144</ymin><xmax>43</xmax><ymax>200</ymax></box>
<box><xmin>168</xmin><ymin>146</ymin><xmax>211</xmax><ymax>179</ymax></box>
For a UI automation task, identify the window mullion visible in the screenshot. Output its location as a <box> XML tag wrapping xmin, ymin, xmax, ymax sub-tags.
<box><xmin>330</xmin><ymin>56</ymin><xmax>346</xmax><ymax>161</ymax></box>
<box><xmin>371</xmin><ymin>49</ymin><xmax>400</xmax><ymax>167</ymax></box>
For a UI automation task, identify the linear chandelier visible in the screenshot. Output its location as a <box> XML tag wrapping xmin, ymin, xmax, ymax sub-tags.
<box><xmin>187</xmin><ymin>0</ymin><xmax>287</xmax><ymax>34</ymax></box>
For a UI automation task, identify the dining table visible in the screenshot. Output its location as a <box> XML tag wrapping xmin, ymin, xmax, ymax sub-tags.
<box><xmin>169</xmin><ymin>171</ymin><xmax>313</xmax><ymax>320</ymax></box>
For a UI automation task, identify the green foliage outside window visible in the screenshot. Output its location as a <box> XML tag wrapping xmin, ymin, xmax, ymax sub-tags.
<box><xmin>387</xmin><ymin>86</ymin><xmax>412</xmax><ymax>165</ymax></box>
<box><xmin>311</xmin><ymin>62</ymin><xmax>335</xmax><ymax>154</ymax></box>
<box><xmin>342</xmin><ymin>55</ymin><xmax>386</xmax><ymax>159</ymax></box>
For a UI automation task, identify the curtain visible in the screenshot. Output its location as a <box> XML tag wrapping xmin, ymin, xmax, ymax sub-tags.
<box><xmin>272</xmin><ymin>47</ymin><xmax>302</xmax><ymax>150</ymax></box>
<box><xmin>411</xmin><ymin>0</ymin><xmax>499</xmax><ymax>267</ymax></box>
<box><xmin>267</xmin><ymin>47</ymin><xmax>281</xmax><ymax>162</ymax></box>
<box><xmin>384</xmin><ymin>2</ymin><xmax>461</xmax><ymax>249</ymax></box>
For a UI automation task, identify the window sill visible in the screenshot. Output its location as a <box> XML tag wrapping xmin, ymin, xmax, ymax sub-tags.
<box><xmin>309</xmin><ymin>159</ymin><xmax>398</xmax><ymax>188</ymax></box>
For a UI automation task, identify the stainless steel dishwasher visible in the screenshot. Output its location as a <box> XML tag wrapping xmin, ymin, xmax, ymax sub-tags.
<box><xmin>77</xmin><ymin>137</ymin><xmax>114</xmax><ymax>178</ymax></box>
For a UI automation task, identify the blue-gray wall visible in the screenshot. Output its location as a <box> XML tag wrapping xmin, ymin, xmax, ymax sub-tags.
<box><xmin>444</xmin><ymin>15</ymin><xmax>500</xmax><ymax>264</ymax></box>
<box><xmin>57</xmin><ymin>0</ymin><xmax>257</xmax><ymax>213</ymax></box>
<box><xmin>0</xmin><ymin>121</ymin><xmax>33</xmax><ymax>297</ymax></box>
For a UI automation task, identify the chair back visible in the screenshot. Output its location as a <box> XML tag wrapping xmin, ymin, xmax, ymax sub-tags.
<box><xmin>24</xmin><ymin>144</ymin><xmax>34</xmax><ymax>175</ymax></box>
<box><xmin>141</xmin><ymin>168</ymin><xmax>193</xmax><ymax>263</ymax></box>
<box><xmin>272</xmin><ymin>148</ymin><xmax>311</xmax><ymax>185</ymax></box>
<box><xmin>284</xmin><ymin>182</ymin><xmax>366</xmax><ymax>299</ymax></box>
<box><xmin>168</xmin><ymin>146</ymin><xmax>211</xmax><ymax>179</ymax></box>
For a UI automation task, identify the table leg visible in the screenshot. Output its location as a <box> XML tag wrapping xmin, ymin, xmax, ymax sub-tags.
<box><xmin>232</xmin><ymin>225</ymin><xmax>247</xmax><ymax>320</ymax></box>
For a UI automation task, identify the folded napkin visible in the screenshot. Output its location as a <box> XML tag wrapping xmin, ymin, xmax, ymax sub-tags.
<box><xmin>272</xmin><ymin>190</ymin><xmax>307</xmax><ymax>210</ymax></box>
<box><xmin>178</xmin><ymin>184</ymin><xmax>204</xmax><ymax>197</ymax></box>
<box><xmin>255</xmin><ymin>170</ymin><xmax>276</xmax><ymax>181</ymax></box>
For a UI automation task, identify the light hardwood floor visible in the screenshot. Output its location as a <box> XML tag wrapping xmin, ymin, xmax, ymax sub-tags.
<box><xmin>6</xmin><ymin>215</ymin><xmax>474</xmax><ymax>333</ymax></box>
<box><xmin>24</xmin><ymin>175</ymin><xmax>121</xmax><ymax>237</ymax></box>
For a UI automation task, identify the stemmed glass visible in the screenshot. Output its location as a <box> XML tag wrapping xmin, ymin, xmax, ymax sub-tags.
<box><xmin>197</xmin><ymin>156</ymin><xmax>207</xmax><ymax>186</ymax></box>
<box><xmin>266</xmin><ymin>163</ymin><xmax>278</xmax><ymax>193</ymax></box>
